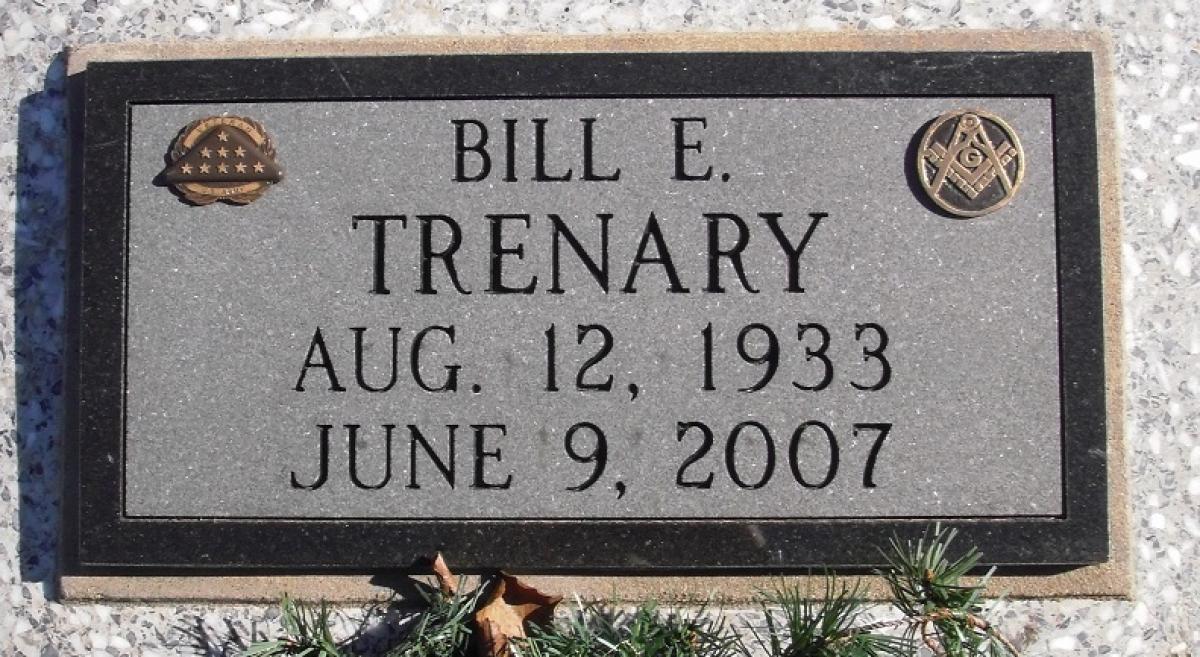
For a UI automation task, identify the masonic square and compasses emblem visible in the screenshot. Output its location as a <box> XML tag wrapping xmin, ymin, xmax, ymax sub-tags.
<box><xmin>160</xmin><ymin>116</ymin><xmax>283</xmax><ymax>205</ymax></box>
<box><xmin>917</xmin><ymin>109</ymin><xmax>1024</xmax><ymax>218</ymax></box>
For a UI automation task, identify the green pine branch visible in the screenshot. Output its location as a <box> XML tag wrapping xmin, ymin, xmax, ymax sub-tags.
<box><xmin>876</xmin><ymin>524</ymin><xmax>1017</xmax><ymax>657</ymax></box>
<box><xmin>513</xmin><ymin>598</ymin><xmax>739</xmax><ymax>657</ymax></box>
<box><xmin>742</xmin><ymin>575</ymin><xmax>910</xmax><ymax>657</ymax></box>
<box><xmin>238</xmin><ymin>525</ymin><xmax>1021</xmax><ymax>657</ymax></box>
<box><xmin>242</xmin><ymin>595</ymin><xmax>345</xmax><ymax>657</ymax></box>
<box><xmin>387</xmin><ymin>578</ymin><xmax>482</xmax><ymax>657</ymax></box>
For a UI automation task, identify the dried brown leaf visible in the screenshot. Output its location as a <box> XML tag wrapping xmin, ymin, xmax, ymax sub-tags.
<box><xmin>474</xmin><ymin>574</ymin><xmax>562</xmax><ymax>657</ymax></box>
<box><xmin>430</xmin><ymin>553</ymin><xmax>457</xmax><ymax>595</ymax></box>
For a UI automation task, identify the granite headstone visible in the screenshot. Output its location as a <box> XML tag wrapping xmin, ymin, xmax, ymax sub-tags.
<box><xmin>64</xmin><ymin>50</ymin><xmax>1111</xmax><ymax>572</ymax></box>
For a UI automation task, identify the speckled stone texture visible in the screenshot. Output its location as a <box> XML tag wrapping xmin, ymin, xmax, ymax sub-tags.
<box><xmin>1</xmin><ymin>1</ymin><xmax>1197</xmax><ymax>656</ymax></box>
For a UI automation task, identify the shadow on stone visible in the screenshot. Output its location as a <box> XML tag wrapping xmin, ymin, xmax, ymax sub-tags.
<box><xmin>14</xmin><ymin>51</ymin><xmax>69</xmax><ymax>594</ymax></box>
<box><xmin>176</xmin><ymin>616</ymin><xmax>256</xmax><ymax>657</ymax></box>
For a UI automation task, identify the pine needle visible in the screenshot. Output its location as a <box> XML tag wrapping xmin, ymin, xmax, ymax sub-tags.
<box><xmin>514</xmin><ymin>598</ymin><xmax>739</xmax><ymax>657</ymax></box>
<box><xmin>745</xmin><ymin>575</ymin><xmax>909</xmax><ymax>657</ymax></box>
<box><xmin>242</xmin><ymin>596</ymin><xmax>346</xmax><ymax>657</ymax></box>
<box><xmin>876</xmin><ymin>524</ymin><xmax>1016</xmax><ymax>657</ymax></box>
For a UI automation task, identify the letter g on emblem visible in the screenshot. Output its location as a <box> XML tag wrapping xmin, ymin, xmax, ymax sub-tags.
<box><xmin>917</xmin><ymin>109</ymin><xmax>1025</xmax><ymax>218</ymax></box>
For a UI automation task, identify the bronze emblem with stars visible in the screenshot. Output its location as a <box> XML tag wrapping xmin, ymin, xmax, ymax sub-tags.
<box><xmin>917</xmin><ymin>109</ymin><xmax>1024</xmax><ymax>218</ymax></box>
<box><xmin>161</xmin><ymin>116</ymin><xmax>282</xmax><ymax>205</ymax></box>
